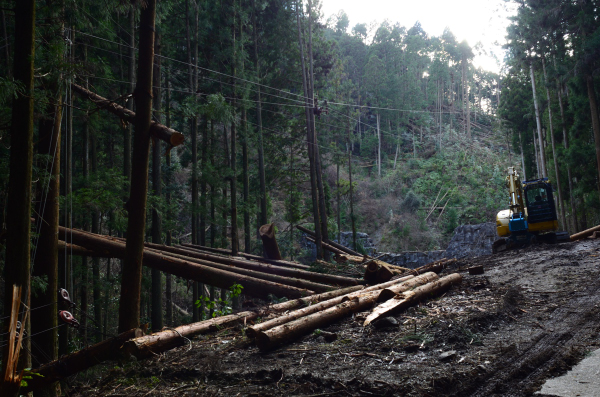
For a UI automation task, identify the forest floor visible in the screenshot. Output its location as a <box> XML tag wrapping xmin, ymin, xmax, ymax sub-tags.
<box><xmin>69</xmin><ymin>238</ymin><xmax>600</xmax><ymax>397</ymax></box>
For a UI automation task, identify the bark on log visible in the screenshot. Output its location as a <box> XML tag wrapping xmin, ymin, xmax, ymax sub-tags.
<box><xmin>122</xmin><ymin>311</ymin><xmax>257</xmax><ymax>360</ymax></box>
<box><xmin>306</xmin><ymin>235</ymin><xmax>347</xmax><ymax>255</ymax></box>
<box><xmin>364</xmin><ymin>273</ymin><xmax>463</xmax><ymax>326</ymax></box>
<box><xmin>71</xmin><ymin>83</ymin><xmax>184</xmax><ymax>148</ymax></box>
<box><xmin>181</xmin><ymin>243</ymin><xmax>309</xmax><ymax>270</ymax></box>
<box><xmin>255</xmin><ymin>292</ymin><xmax>379</xmax><ymax>351</ymax></box>
<box><xmin>58</xmin><ymin>240</ymin><xmax>111</xmax><ymax>257</ymax></box>
<box><xmin>141</xmin><ymin>245</ymin><xmax>334</xmax><ymax>293</ymax></box>
<box><xmin>259</xmin><ymin>223</ymin><xmax>282</xmax><ymax>260</ymax></box>
<box><xmin>145</xmin><ymin>241</ymin><xmax>359</xmax><ymax>287</ymax></box>
<box><xmin>570</xmin><ymin>224</ymin><xmax>600</xmax><ymax>241</ymax></box>
<box><xmin>247</xmin><ymin>275</ymin><xmax>416</xmax><ymax>339</ymax></box>
<box><xmin>403</xmin><ymin>258</ymin><xmax>456</xmax><ymax>277</ymax></box>
<box><xmin>266</xmin><ymin>284</ymin><xmax>365</xmax><ymax>313</ymax></box>
<box><xmin>21</xmin><ymin>328</ymin><xmax>143</xmax><ymax>392</ymax></box>
<box><xmin>297</xmin><ymin>225</ymin><xmax>365</xmax><ymax>257</ymax></box>
<box><xmin>375</xmin><ymin>272</ymin><xmax>440</xmax><ymax>302</ymax></box>
<box><xmin>58</xmin><ymin>227</ymin><xmax>314</xmax><ymax>299</ymax></box>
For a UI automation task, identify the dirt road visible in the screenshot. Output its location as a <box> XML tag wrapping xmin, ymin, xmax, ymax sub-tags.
<box><xmin>70</xmin><ymin>239</ymin><xmax>600</xmax><ymax>396</ymax></box>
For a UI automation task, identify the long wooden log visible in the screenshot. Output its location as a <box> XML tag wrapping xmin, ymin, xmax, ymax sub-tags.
<box><xmin>58</xmin><ymin>235</ymin><xmax>334</xmax><ymax>293</ymax></box>
<box><xmin>145</xmin><ymin>241</ymin><xmax>359</xmax><ymax>287</ymax></box>
<box><xmin>181</xmin><ymin>243</ymin><xmax>310</xmax><ymax>270</ymax></box>
<box><xmin>255</xmin><ymin>292</ymin><xmax>380</xmax><ymax>351</ymax></box>
<box><xmin>122</xmin><ymin>311</ymin><xmax>257</xmax><ymax>360</ymax></box>
<box><xmin>305</xmin><ymin>235</ymin><xmax>347</xmax><ymax>255</ymax></box>
<box><xmin>259</xmin><ymin>223</ymin><xmax>282</xmax><ymax>260</ymax></box>
<box><xmin>21</xmin><ymin>328</ymin><xmax>143</xmax><ymax>392</ymax></box>
<box><xmin>58</xmin><ymin>227</ymin><xmax>314</xmax><ymax>299</ymax></box>
<box><xmin>58</xmin><ymin>240</ymin><xmax>111</xmax><ymax>257</ymax></box>
<box><xmin>71</xmin><ymin>83</ymin><xmax>184</xmax><ymax>147</ymax></box>
<box><xmin>376</xmin><ymin>272</ymin><xmax>440</xmax><ymax>302</ymax></box>
<box><xmin>140</xmin><ymin>245</ymin><xmax>334</xmax><ymax>293</ymax></box>
<box><xmin>297</xmin><ymin>225</ymin><xmax>366</xmax><ymax>257</ymax></box>
<box><xmin>122</xmin><ymin>285</ymin><xmax>365</xmax><ymax>359</ymax></box>
<box><xmin>363</xmin><ymin>273</ymin><xmax>463</xmax><ymax>326</ymax></box>
<box><xmin>570</xmin><ymin>224</ymin><xmax>600</xmax><ymax>241</ymax></box>
<box><xmin>246</xmin><ymin>275</ymin><xmax>417</xmax><ymax>339</ymax></box>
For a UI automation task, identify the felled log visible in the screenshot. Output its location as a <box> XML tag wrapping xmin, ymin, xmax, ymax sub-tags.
<box><xmin>71</xmin><ymin>83</ymin><xmax>184</xmax><ymax>148</ymax></box>
<box><xmin>181</xmin><ymin>243</ymin><xmax>309</xmax><ymax>270</ymax></box>
<box><xmin>363</xmin><ymin>273</ymin><xmax>463</xmax><ymax>326</ymax></box>
<box><xmin>255</xmin><ymin>292</ymin><xmax>380</xmax><ymax>351</ymax></box>
<box><xmin>58</xmin><ymin>227</ymin><xmax>314</xmax><ymax>299</ymax></box>
<box><xmin>305</xmin><ymin>235</ymin><xmax>347</xmax><ymax>255</ymax></box>
<box><xmin>364</xmin><ymin>262</ymin><xmax>411</xmax><ymax>283</ymax></box>
<box><xmin>570</xmin><ymin>224</ymin><xmax>600</xmax><ymax>241</ymax></box>
<box><xmin>259</xmin><ymin>223</ymin><xmax>282</xmax><ymax>260</ymax></box>
<box><xmin>246</xmin><ymin>275</ymin><xmax>416</xmax><ymax>339</ymax></box>
<box><xmin>376</xmin><ymin>272</ymin><xmax>440</xmax><ymax>302</ymax></box>
<box><xmin>403</xmin><ymin>258</ymin><xmax>456</xmax><ymax>276</ymax></box>
<box><xmin>143</xmin><ymin>241</ymin><xmax>359</xmax><ymax>287</ymax></box>
<box><xmin>141</xmin><ymin>245</ymin><xmax>334</xmax><ymax>293</ymax></box>
<box><xmin>296</xmin><ymin>225</ymin><xmax>365</xmax><ymax>257</ymax></box>
<box><xmin>22</xmin><ymin>328</ymin><xmax>143</xmax><ymax>392</ymax></box>
<box><xmin>58</xmin><ymin>240</ymin><xmax>111</xmax><ymax>257</ymax></box>
<box><xmin>122</xmin><ymin>311</ymin><xmax>256</xmax><ymax>360</ymax></box>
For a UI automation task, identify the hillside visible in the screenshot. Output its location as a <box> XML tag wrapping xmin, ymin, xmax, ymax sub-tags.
<box><xmin>68</xmin><ymin>238</ymin><xmax>600</xmax><ymax>397</ymax></box>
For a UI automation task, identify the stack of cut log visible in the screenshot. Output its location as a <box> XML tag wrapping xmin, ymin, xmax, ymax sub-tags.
<box><xmin>21</xmin><ymin>251</ymin><xmax>463</xmax><ymax>391</ymax></box>
<box><xmin>247</xmin><ymin>271</ymin><xmax>462</xmax><ymax>351</ymax></box>
<box><xmin>57</xmin><ymin>227</ymin><xmax>362</xmax><ymax>300</ymax></box>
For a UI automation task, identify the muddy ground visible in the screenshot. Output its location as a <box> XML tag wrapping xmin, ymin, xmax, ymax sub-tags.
<box><xmin>69</xmin><ymin>238</ymin><xmax>600</xmax><ymax>396</ymax></box>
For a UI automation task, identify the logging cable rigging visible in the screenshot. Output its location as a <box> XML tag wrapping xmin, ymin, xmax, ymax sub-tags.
<box><xmin>72</xmin><ymin>29</ymin><xmax>465</xmax><ymax>115</ymax></box>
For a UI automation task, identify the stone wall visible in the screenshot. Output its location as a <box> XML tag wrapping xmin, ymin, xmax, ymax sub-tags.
<box><xmin>444</xmin><ymin>222</ymin><xmax>497</xmax><ymax>259</ymax></box>
<box><xmin>300</xmin><ymin>222</ymin><xmax>497</xmax><ymax>267</ymax></box>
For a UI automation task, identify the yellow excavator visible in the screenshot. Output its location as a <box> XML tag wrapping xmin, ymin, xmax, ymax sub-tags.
<box><xmin>493</xmin><ymin>167</ymin><xmax>569</xmax><ymax>252</ymax></box>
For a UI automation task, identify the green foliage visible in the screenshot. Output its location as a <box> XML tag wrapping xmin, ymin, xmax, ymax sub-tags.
<box><xmin>400</xmin><ymin>191</ymin><xmax>421</xmax><ymax>213</ymax></box>
<box><xmin>195</xmin><ymin>283</ymin><xmax>243</xmax><ymax>318</ymax></box>
<box><xmin>20</xmin><ymin>368</ymin><xmax>43</xmax><ymax>388</ymax></box>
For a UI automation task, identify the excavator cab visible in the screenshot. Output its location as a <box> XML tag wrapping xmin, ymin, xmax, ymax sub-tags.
<box><xmin>523</xmin><ymin>179</ymin><xmax>558</xmax><ymax>233</ymax></box>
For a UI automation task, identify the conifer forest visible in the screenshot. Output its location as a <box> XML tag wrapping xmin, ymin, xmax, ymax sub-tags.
<box><xmin>0</xmin><ymin>0</ymin><xmax>600</xmax><ymax>396</ymax></box>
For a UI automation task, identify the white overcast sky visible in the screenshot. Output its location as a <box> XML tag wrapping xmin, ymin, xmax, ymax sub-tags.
<box><xmin>320</xmin><ymin>0</ymin><xmax>517</xmax><ymax>73</ymax></box>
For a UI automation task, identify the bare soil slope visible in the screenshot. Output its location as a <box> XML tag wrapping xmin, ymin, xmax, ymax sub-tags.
<box><xmin>70</xmin><ymin>239</ymin><xmax>600</xmax><ymax>397</ymax></box>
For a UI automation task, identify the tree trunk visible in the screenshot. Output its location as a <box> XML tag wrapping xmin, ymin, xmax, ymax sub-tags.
<box><xmin>1</xmin><ymin>1</ymin><xmax>35</xmax><ymax>393</ymax></box>
<box><xmin>252</xmin><ymin>0</ymin><xmax>268</xmax><ymax>229</ymax></box>
<box><xmin>242</xmin><ymin>109</ymin><xmax>251</xmax><ymax>253</ymax></box>
<box><xmin>118</xmin><ymin>0</ymin><xmax>157</xmax><ymax>333</ymax></box>
<box><xmin>364</xmin><ymin>273</ymin><xmax>462</xmax><ymax>326</ymax></box>
<box><xmin>259</xmin><ymin>223</ymin><xmax>282</xmax><ymax>260</ymax></box>
<box><xmin>296</xmin><ymin>0</ymin><xmax>323</xmax><ymax>260</ymax></box>
<box><xmin>556</xmin><ymin>79</ymin><xmax>577</xmax><ymax>232</ymax></box>
<box><xmin>91</xmin><ymin>127</ymin><xmax>103</xmax><ymax>342</ymax></box>
<box><xmin>31</xmin><ymin>91</ymin><xmax>61</xmax><ymax>378</ymax></box>
<box><xmin>21</xmin><ymin>328</ymin><xmax>143</xmax><ymax>393</ymax></box>
<box><xmin>585</xmin><ymin>74</ymin><xmax>600</xmax><ymax>200</ymax></box>
<box><xmin>151</xmin><ymin>33</ymin><xmax>163</xmax><ymax>331</ymax></box>
<box><xmin>124</xmin><ymin>5</ymin><xmax>135</xmax><ymax>182</ymax></box>
<box><xmin>348</xmin><ymin>104</ymin><xmax>357</xmax><ymax>250</ymax></box>
<box><xmin>377</xmin><ymin>113</ymin><xmax>381</xmax><ymax>176</ymax></box>
<box><xmin>530</xmin><ymin>60</ymin><xmax>547</xmax><ymax>177</ymax></box>
<box><xmin>542</xmin><ymin>58</ymin><xmax>566</xmax><ymax>230</ymax></box>
<box><xmin>165</xmin><ymin>75</ymin><xmax>174</xmax><ymax>326</ymax></box>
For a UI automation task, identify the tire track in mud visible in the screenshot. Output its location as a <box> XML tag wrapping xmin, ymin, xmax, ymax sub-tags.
<box><xmin>453</xmin><ymin>277</ymin><xmax>600</xmax><ymax>397</ymax></box>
